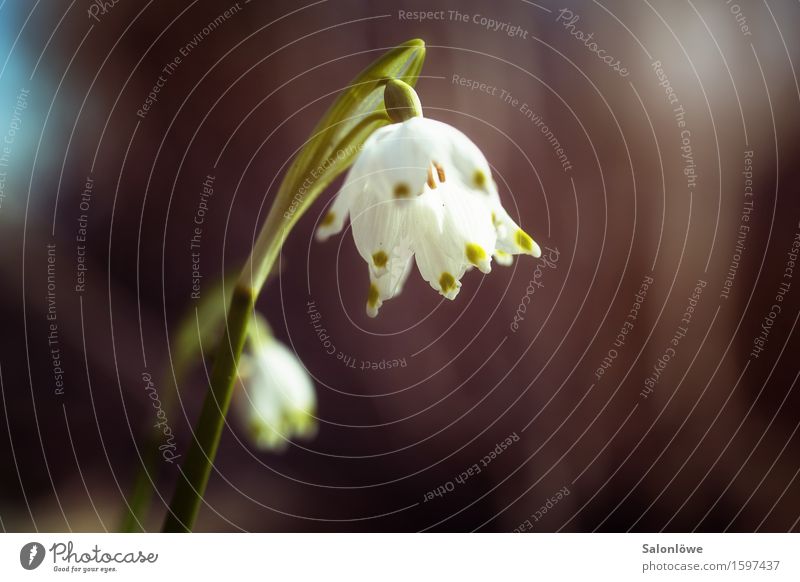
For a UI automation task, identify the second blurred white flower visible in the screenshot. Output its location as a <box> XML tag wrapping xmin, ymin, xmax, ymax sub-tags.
<box><xmin>234</xmin><ymin>320</ymin><xmax>317</xmax><ymax>451</ymax></box>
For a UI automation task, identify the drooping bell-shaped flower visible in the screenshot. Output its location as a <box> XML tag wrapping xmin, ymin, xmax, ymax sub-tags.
<box><xmin>234</xmin><ymin>324</ymin><xmax>317</xmax><ymax>451</ymax></box>
<box><xmin>316</xmin><ymin>81</ymin><xmax>541</xmax><ymax>317</ymax></box>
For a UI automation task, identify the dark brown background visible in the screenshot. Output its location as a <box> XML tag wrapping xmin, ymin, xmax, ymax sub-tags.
<box><xmin>0</xmin><ymin>0</ymin><xmax>798</xmax><ymax>532</ymax></box>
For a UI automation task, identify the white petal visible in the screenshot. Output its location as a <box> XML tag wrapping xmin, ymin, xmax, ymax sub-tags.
<box><xmin>315</xmin><ymin>181</ymin><xmax>359</xmax><ymax>242</ymax></box>
<box><xmin>493</xmin><ymin>249</ymin><xmax>514</xmax><ymax>266</ymax></box>
<box><xmin>438</xmin><ymin>184</ymin><xmax>497</xmax><ymax>273</ymax></box>
<box><xmin>236</xmin><ymin>340</ymin><xmax>317</xmax><ymax>450</ymax></box>
<box><xmin>492</xmin><ymin>204</ymin><xmax>541</xmax><ymax>258</ymax></box>
<box><xmin>315</xmin><ymin>125</ymin><xmax>391</xmax><ymax>242</ymax></box>
<box><xmin>350</xmin><ymin>183</ymin><xmax>410</xmax><ymax>275</ymax></box>
<box><xmin>414</xmin><ymin>118</ymin><xmax>494</xmax><ymax>192</ymax></box>
<box><xmin>364</xmin><ymin>121</ymin><xmax>437</xmax><ymax>199</ymax></box>
<box><xmin>411</xmin><ymin>190</ymin><xmax>468</xmax><ymax>299</ymax></box>
<box><xmin>366</xmin><ymin>244</ymin><xmax>413</xmax><ymax>317</ymax></box>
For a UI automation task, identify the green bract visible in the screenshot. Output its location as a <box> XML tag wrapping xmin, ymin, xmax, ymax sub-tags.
<box><xmin>240</xmin><ymin>39</ymin><xmax>426</xmax><ymax>295</ymax></box>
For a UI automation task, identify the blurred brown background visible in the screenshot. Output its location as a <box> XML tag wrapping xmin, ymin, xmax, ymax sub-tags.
<box><xmin>0</xmin><ymin>0</ymin><xmax>799</xmax><ymax>532</ymax></box>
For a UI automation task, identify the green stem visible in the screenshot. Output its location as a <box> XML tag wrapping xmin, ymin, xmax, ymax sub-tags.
<box><xmin>120</xmin><ymin>353</ymin><xmax>189</xmax><ymax>532</ymax></box>
<box><xmin>162</xmin><ymin>284</ymin><xmax>255</xmax><ymax>532</ymax></box>
<box><xmin>119</xmin><ymin>435</ymin><xmax>158</xmax><ymax>532</ymax></box>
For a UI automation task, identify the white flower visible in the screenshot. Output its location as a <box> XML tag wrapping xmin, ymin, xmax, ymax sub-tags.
<box><xmin>316</xmin><ymin>116</ymin><xmax>542</xmax><ymax>317</ymax></box>
<box><xmin>235</xmin><ymin>336</ymin><xmax>317</xmax><ymax>451</ymax></box>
